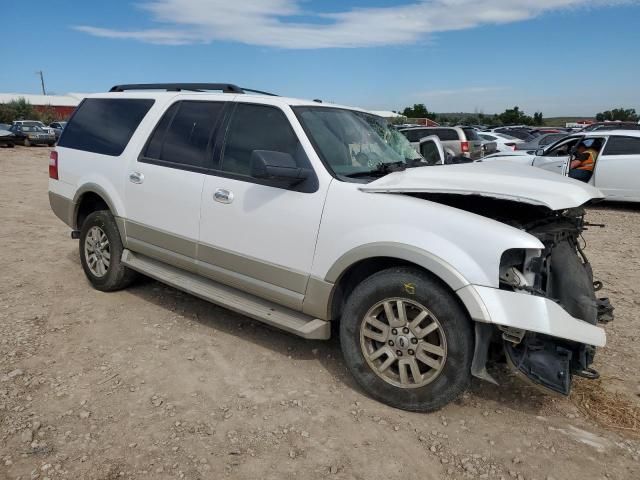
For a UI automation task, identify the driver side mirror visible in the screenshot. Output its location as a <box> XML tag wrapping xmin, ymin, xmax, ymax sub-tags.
<box><xmin>250</xmin><ymin>150</ymin><xmax>310</xmax><ymax>185</ymax></box>
<box><xmin>535</xmin><ymin>148</ymin><xmax>545</xmax><ymax>156</ymax></box>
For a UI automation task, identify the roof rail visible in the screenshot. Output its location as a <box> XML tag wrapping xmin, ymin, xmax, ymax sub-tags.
<box><xmin>109</xmin><ymin>83</ymin><xmax>278</xmax><ymax>96</ymax></box>
<box><xmin>240</xmin><ymin>88</ymin><xmax>278</xmax><ymax>97</ymax></box>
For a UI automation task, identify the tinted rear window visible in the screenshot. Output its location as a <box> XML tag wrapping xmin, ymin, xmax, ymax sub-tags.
<box><xmin>58</xmin><ymin>98</ymin><xmax>154</xmax><ymax>156</ymax></box>
<box><xmin>434</xmin><ymin>129</ymin><xmax>459</xmax><ymax>141</ymax></box>
<box><xmin>143</xmin><ymin>101</ymin><xmax>225</xmax><ymax>169</ymax></box>
<box><xmin>400</xmin><ymin>129</ymin><xmax>430</xmax><ymax>142</ymax></box>
<box><xmin>603</xmin><ymin>136</ymin><xmax>640</xmax><ymax>155</ymax></box>
<box><xmin>462</xmin><ymin>128</ymin><xmax>479</xmax><ymax>140</ymax></box>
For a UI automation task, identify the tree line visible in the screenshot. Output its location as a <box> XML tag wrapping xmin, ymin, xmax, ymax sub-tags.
<box><xmin>0</xmin><ymin>98</ymin><xmax>59</xmax><ymax>125</ymax></box>
<box><xmin>399</xmin><ymin>103</ymin><xmax>638</xmax><ymax>126</ymax></box>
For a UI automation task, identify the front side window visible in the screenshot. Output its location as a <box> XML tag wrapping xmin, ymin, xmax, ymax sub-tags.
<box><xmin>602</xmin><ymin>136</ymin><xmax>640</xmax><ymax>155</ymax></box>
<box><xmin>220</xmin><ymin>104</ymin><xmax>304</xmax><ymax>176</ymax></box>
<box><xmin>58</xmin><ymin>98</ymin><xmax>154</xmax><ymax>156</ymax></box>
<box><xmin>143</xmin><ymin>101</ymin><xmax>225</xmax><ymax>168</ymax></box>
<box><xmin>294</xmin><ymin>107</ymin><xmax>423</xmax><ymax>179</ymax></box>
<box><xmin>545</xmin><ymin>137</ymin><xmax>581</xmax><ymax>156</ymax></box>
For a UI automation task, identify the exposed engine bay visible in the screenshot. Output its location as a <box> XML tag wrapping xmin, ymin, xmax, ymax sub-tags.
<box><xmin>412</xmin><ymin>193</ymin><xmax>615</xmax><ymax>395</ymax></box>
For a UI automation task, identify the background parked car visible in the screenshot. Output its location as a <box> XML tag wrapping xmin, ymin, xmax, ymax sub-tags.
<box><xmin>515</xmin><ymin>132</ymin><xmax>568</xmax><ymax>151</ymax></box>
<box><xmin>484</xmin><ymin>130</ymin><xmax>640</xmax><ymax>202</ymax></box>
<box><xmin>479</xmin><ymin>137</ymin><xmax>497</xmax><ymax>155</ymax></box>
<box><xmin>49</xmin><ymin>121</ymin><xmax>67</xmax><ymax>140</ymax></box>
<box><xmin>490</xmin><ymin>127</ymin><xmax>538</xmax><ymax>142</ymax></box>
<box><xmin>0</xmin><ymin>123</ymin><xmax>16</xmax><ymax>147</ymax></box>
<box><xmin>581</xmin><ymin>121</ymin><xmax>640</xmax><ymax>132</ymax></box>
<box><xmin>9</xmin><ymin>123</ymin><xmax>56</xmax><ymax>146</ymax></box>
<box><xmin>478</xmin><ymin>132</ymin><xmax>523</xmax><ymax>152</ymax></box>
<box><xmin>12</xmin><ymin>120</ymin><xmax>56</xmax><ymax>135</ymax></box>
<box><xmin>399</xmin><ymin>126</ymin><xmax>483</xmax><ymax>160</ymax></box>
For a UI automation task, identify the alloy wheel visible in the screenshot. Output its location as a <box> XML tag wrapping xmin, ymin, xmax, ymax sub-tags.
<box><xmin>360</xmin><ymin>298</ymin><xmax>447</xmax><ymax>388</ymax></box>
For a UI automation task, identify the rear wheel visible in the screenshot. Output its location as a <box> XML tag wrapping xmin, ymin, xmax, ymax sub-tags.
<box><xmin>79</xmin><ymin>210</ymin><xmax>137</xmax><ymax>291</ymax></box>
<box><xmin>340</xmin><ymin>267</ymin><xmax>473</xmax><ymax>412</ymax></box>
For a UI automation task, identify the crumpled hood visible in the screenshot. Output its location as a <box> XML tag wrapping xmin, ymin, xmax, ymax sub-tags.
<box><xmin>359</xmin><ymin>161</ymin><xmax>604</xmax><ymax>210</ymax></box>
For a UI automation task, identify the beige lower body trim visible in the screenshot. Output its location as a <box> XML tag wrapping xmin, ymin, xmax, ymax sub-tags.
<box><xmin>302</xmin><ymin>276</ymin><xmax>334</xmax><ymax>320</ymax></box>
<box><xmin>124</xmin><ymin>220</ymin><xmax>310</xmax><ymax>312</ymax></box>
<box><xmin>49</xmin><ymin>192</ymin><xmax>75</xmax><ymax>228</ymax></box>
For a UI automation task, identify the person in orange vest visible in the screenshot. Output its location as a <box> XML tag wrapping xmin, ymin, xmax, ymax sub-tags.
<box><xmin>569</xmin><ymin>143</ymin><xmax>598</xmax><ymax>182</ymax></box>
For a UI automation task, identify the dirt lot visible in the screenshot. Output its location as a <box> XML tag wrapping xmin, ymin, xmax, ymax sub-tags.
<box><xmin>1</xmin><ymin>147</ymin><xmax>639</xmax><ymax>480</ymax></box>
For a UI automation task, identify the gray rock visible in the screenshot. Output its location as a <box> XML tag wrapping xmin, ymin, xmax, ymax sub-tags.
<box><xmin>21</xmin><ymin>429</ymin><xmax>33</xmax><ymax>443</ymax></box>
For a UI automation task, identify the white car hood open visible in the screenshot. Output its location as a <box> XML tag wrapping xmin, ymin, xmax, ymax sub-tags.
<box><xmin>359</xmin><ymin>161</ymin><xmax>604</xmax><ymax>210</ymax></box>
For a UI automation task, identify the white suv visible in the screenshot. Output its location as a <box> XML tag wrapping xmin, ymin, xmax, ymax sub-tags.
<box><xmin>49</xmin><ymin>83</ymin><xmax>612</xmax><ymax>411</ymax></box>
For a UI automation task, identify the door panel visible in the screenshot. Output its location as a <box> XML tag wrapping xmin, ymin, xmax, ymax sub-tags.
<box><xmin>594</xmin><ymin>155</ymin><xmax>638</xmax><ymax>199</ymax></box>
<box><xmin>198</xmin><ymin>102</ymin><xmax>328</xmax><ymax>309</ymax></box>
<box><xmin>124</xmin><ymin>100</ymin><xmax>227</xmax><ymax>264</ymax></box>
<box><xmin>534</xmin><ymin>156</ymin><xmax>568</xmax><ymax>174</ymax></box>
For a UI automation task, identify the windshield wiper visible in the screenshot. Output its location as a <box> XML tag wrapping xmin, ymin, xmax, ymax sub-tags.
<box><xmin>344</xmin><ymin>161</ymin><xmax>406</xmax><ymax>178</ymax></box>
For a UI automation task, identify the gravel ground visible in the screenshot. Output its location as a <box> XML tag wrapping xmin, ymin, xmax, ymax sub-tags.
<box><xmin>1</xmin><ymin>146</ymin><xmax>639</xmax><ymax>480</ymax></box>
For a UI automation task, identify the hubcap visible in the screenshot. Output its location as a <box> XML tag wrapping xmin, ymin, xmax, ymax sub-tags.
<box><xmin>360</xmin><ymin>298</ymin><xmax>447</xmax><ymax>389</ymax></box>
<box><xmin>84</xmin><ymin>226</ymin><xmax>111</xmax><ymax>277</ymax></box>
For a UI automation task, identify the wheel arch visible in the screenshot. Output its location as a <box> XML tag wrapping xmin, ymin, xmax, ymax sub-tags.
<box><xmin>72</xmin><ymin>184</ymin><xmax>123</xmax><ymax>238</ymax></box>
<box><xmin>319</xmin><ymin>243</ymin><xmax>478</xmax><ymax>322</ymax></box>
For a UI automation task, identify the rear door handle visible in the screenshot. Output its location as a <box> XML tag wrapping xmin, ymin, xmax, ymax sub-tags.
<box><xmin>129</xmin><ymin>172</ymin><xmax>144</xmax><ymax>184</ymax></box>
<box><xmin>214</xmin><ymin>189</ymin><xmax>233</xmax><ymax>204</ymax></box>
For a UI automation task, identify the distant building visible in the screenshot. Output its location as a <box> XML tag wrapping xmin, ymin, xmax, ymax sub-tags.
<box><xmin>0</xmin><ymin>93</ymin><xmax>87</xmax><ymax>119</ymax></box>
<box><xmin>566</xmin><ymin>120</ymin><xmax>594</xmax><ymax>128</ymax></box>
<box><xmin>368</xmin><ymin>110</ymin><xmax>439</xmax><ymax>126</ymax></box>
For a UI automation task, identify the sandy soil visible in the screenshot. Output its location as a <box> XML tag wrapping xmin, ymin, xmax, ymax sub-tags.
<box><xmin>1</xmin><ymin>146</ymin><xmax>639</xmax><ymax>480</ymax></box>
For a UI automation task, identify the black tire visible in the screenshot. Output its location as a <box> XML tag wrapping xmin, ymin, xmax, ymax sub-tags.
<box><xmin>340</xmin><ymin>267</ymin><xmax>473</xmax><ymax>412</ymax></box>
<box><xmin>79</xmin><ymin>210</ymin><xmax>137</xmax><ymax>292</ymax></box>
<box><xmin>48</xmin><ymin>142</ymin><xmax>55</xmax><ymax>147</ymax></box>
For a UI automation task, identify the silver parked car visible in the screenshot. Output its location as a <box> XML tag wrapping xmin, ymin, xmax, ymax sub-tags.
<box><xmin>399</xmin><ymin>126</ymin><xmax>483</xmax><ymax>160</ymax></box>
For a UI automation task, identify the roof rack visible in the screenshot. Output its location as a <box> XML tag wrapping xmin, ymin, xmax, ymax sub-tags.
<box><xmin>109</xmin><ymin>83</ymin><xmax>278</xmax><ymax>96</ymax></box>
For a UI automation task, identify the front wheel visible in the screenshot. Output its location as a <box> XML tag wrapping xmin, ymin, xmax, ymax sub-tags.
<box><xmin>340</xmin><ymin>267</ymin><xmax>473</xmax><ymax>412</ymax></box>
<box><xmin>79</xmin><ymin>210</ymin><xmax>137</xmax><ymax>291</ymax></box>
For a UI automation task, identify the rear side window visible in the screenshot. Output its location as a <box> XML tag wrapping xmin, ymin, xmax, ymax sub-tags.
<box><xmin>400</xmin><ymin>129</ymin><xmax>428</xmax><ymax>142</ymax></box>
<box><xmin>220</xmin><ymin>103</ymin><xmax>303</xmax><ymax>176</ymax></box>
<box><xmin>143</xmin><ymin>101</ymin><xmax>225</xmax><ymax>168</ymax></box>
<box><xmin>603</xmin><ymin>136</ymin><xmax>640</xmax><ymax>155</ymax></box>
<box><xmin>58</xmin><ymin>98</ymin><xmax>154</xmax><ymax>156</ymax></box>
<box><xmin>462</xmin><ymin>128</ymin><xmax>479</xmax><ymax>141</ymax></box>
<box><xmin>435</xmin><ymin>129</ymin><xmax>459</xmax><ymax>141</ymax></box>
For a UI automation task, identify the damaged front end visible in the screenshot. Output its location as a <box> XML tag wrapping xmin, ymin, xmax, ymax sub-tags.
<box><xmin>498</xmin><ymin>207</ymin><xmax>614</xmax><ymax>395</ymax></box>
<box><xmin>412</xmin><ymin>193</ymin><xmax>613</xmax><ymax>396</ymax></box>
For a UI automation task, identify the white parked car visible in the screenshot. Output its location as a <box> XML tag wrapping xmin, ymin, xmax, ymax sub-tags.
<box><xmin>484</xmin><ymin>130</ymin><xmax>640</xmax><ymax>202</ymax></box>
<box><xmin>48</xmin><ymin>83</ymin><xmax>611</xmax><ymax>411</ymax></box>
<box><xmin>479</xmin><ymin>132</ymin><xmax>523</xmax><ymax>152</ymax></box>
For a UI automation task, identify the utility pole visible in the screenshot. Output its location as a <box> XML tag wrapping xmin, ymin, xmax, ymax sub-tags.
<box><xmin>35</xmin><ymin>70</ymin><xmax>46</xmax><ymax>95</ymax></box>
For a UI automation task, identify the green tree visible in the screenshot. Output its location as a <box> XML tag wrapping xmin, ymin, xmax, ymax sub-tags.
<box><xmin>498</xmin><ymin>106</ymin><xmax>539</xmax><ymax>126</ymax></box>
<box><xmin>401</xmin><ymin>103</ymin><xmax>437</xmax><ymax>121</ymax></box>
<box><xmin>0</xmin><ymin>98</ymin><xmax>36</xmax><ymax>123</ymax></box>
<box><xmin>595</xmin><ymin>108</ymin><xmax>638</xmax><ymax>122</ymax></box>
<box><xmin>533</xmin><ymin>112</ymin><xmax>544</xmax><ymax>126</ymax></box>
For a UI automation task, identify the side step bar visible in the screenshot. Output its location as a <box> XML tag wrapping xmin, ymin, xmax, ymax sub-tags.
<box><xmin>121</xmin><ymin>250</ymin><xmax>331</xmax><ymax>340</ymax></box>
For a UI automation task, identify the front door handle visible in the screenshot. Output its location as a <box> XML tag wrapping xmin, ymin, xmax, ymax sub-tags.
<box><xmin>214</xmin><ymin>188</ymin><xmax>233</xmax><ymax>204</ymax></box>
<box><xmin>129</xmin><ymin>172</ymin><xmax>144</xmax><ymax>184</ymax></box>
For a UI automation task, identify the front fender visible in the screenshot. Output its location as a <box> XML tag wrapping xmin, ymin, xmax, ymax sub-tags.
<box><xmin>312</xmin><ymin>182</ymin><xmax>544</xmax><ymax>290</ymax></box>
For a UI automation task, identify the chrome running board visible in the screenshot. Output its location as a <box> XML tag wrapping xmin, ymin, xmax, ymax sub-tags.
<box><xmin>121</xmin><ymin>249</ymin><xmax>330</xmax><ymax>340</ymax></box>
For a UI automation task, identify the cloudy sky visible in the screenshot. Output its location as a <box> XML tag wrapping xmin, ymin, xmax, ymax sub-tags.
<box><xmin>1</xmin><ymin>0</ymin><xmax>639</xmax><ymax>116</ymax></box>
